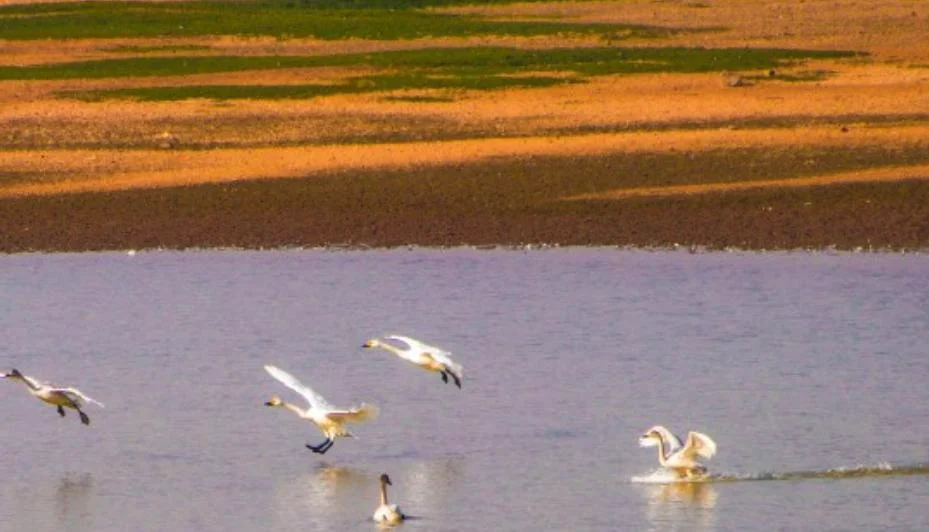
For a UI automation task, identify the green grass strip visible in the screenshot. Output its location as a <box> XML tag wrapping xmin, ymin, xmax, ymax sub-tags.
<box><xmin>0</xmin><ymin>46</ymin><xmax>860</xmax><ymax>81</ymax></box>
<box><xmin>0</xmin><ymin>0</ymin><xmax>679</xmax><ymax>41</ymax></box>
<box><xmin>64</xmin><ymin>74</ymin><xmax>573</xmax><ymax>101</ymax></box>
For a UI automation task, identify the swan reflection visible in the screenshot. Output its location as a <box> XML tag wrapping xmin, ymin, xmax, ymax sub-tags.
<box><xmin>402</xmin><ymin>458</ymin><xmax>462</xmax><ymax>519</ymax></box>
<box><xmin>55</xmin><ymin>473</ymin><xmax>94</xmax><ymax>526</ymax></box>
<box><xmin>643</xmin><ymin>482</ymin><xmax>718</xmax><ymax>531</ymax></box>
<box><xmin>272</xmin><ymin>463</ymin><xmax>369</xmax><ymax>528</ymax></box>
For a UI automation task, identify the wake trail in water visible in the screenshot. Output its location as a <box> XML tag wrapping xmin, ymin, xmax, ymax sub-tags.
<box><xmin>631</xmin><ymin>462</ymin><xmax>929</xmax><ymax>484</ymax></box>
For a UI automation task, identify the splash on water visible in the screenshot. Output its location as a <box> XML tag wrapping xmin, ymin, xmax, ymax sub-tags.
<box><xmin>630</xmin><ymin>468</ymin><xmax>694</xmax><ymax>484</ymax></box>
<box><xmin>632</xmin><ymin>462</ymin><xmax>929</xmax><ymax>484</ymax></box>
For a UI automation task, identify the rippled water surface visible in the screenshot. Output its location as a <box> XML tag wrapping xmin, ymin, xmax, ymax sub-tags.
<box><xmin>1</xmin><ymin>248</ymin><xmax>928</xmax><ymax>531</ymax></box>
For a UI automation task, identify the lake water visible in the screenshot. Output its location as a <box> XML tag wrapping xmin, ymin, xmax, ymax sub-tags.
<box><xmin>1</xmin><ymin>248</ymin><xmax>928</xmax><ymax>531</ymax></box>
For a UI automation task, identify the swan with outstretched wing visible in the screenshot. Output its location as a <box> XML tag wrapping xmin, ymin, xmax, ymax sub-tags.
<box><xmin>639</xmin><ymin>425</ymin><xmax>716</xmax><ymax>479</ymax></box>
<box><xmin>2</xmin><ymin>369</ymin><xmax>104</xmax><ymax>426</ymax></box>
<box><xmin>263</xmin><ymin>364</ymin><xmax>377</xmax><ymax>454</ymax></box>
<box><xmin>362</xmin><ymin>335</ymin><xmax>463</xmax><ymax>389</ymax></box>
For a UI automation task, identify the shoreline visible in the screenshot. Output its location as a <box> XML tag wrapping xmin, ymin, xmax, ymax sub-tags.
<box><xmin>5</xmin><ymin>244</ymin><xmax>925</xmax><ymax>257</ymax></box>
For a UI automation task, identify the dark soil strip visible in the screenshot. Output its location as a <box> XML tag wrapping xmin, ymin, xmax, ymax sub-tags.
<box><xmin>2</xmin><ymin>148</ymin><xmax>928</xmax><ymax>252</ymax></box>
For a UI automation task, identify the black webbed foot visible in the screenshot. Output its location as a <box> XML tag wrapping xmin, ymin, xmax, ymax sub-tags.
<box><xmin>79</xmin><ymin>410</ymin><xmax>90</xmax><ymax>425</ymax></box>
<box><xmin>306</xmin><ymin>439</ymin><xmax>333</xmax><ymax>454</ymax></box>
<box><xmin>57</xmin><ymin>405</ymin><xmax>66</xmax><ymax>417</ymax></box>
<box><xmin>451</xmin><ymin>373</ymin><xmax>461</xmax><ymax>389</ymax></box>
<box><xmin>440</xmin><ymin>372</ymin><xmax>448</xmax><ymax>384</ymax></box>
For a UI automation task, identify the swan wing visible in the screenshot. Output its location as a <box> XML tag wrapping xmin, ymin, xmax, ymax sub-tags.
<box><xmin>327</xmin><ymin>403</ymin><xmax>379</xmax><ymax>423</ymax></box>
<box><xmin>264</xmin><ymin>365</ymin><xmax>334</xmax><ymax>411</ymax></box>
<box><xmin>684</xmin><ymin>431</ymin><xmax>717</xmax><ymax>459</ymax></box>
<box><xmin>378</xmin><ymin>335</ymin><xmax>422</xmax><ymax>364</ymax></box>
<box><xmin>57</xmin><ymin>387</ymin><xmax>105</xmax><ymax>408</ymax></box>
<box><xmin>386</xmin><ymin>335</ymin><xmax>463</xmax><ymax>377</ymax></box>
<box><xmin>645</xmin><ymin>425</ymin><xmax>683</xmax><ymax>454</ymax></box>
<box><xmin>373</xmin><ymin>503</ymin><xmax>404</xmax><ymax>523</ymax></box>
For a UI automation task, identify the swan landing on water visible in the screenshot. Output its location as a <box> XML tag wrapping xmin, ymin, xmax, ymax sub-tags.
<box><xmin>639</xmin><ymin>425</ymin><xmax>717</xmax><ymax>479</ymax></box>
<box><xmin>372</xmin><ymin>473</ymin><xmax>406</xmax><ymax>525</ymax></box>
<box><xmin>1</xmin><ymin>369</ymin><xmax>104</xmax><ymax>426</ymax></box>
<box><xmin>263</xmin><ymin>364</ymin><xmax>378</xmax><ymax>454</ymax></box>
<box><xmin>363</xmin><ymin>335</ymin><xmax>463</xmax><ymax>389</ymax></box>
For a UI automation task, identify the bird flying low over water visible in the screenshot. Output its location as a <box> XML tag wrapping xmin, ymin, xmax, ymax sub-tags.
<box><xmin>639</xmin><ymin>425</ymin><xmax>717</xmax><ymax>479</ymax></box>
<box><xmin>263</xmin><ymin>364</ymin><xmax>378</xmax><ymax>454</ymax></box>
<box><xmin>372</xmin><ymin>473</ymin><xmax>406</xmax><ymax>526</ymax></box>
<box><xmin>1</xmin><ymin>369</ymin><xmax>104</xmax><ymax>426</ymax></box>
<box><xmin>362</xmin><ymin>335</ymin><xmax>463</xmax><ymax>389</ymax></box>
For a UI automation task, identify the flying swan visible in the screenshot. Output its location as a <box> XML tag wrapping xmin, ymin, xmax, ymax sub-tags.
<box><xmin>363</xmin><ymin>335</ymin><xmax>463</xmax><ymax>388</ymax></box>
<box><xmin>1</xmin><ymin>369</ymin><xmax>104</xmax><ymax>425</ymax></box>
<box><xmin>372</xmin><ymin>473</ymin><xmax>406</xmax><ymax>525</ymax></box>
<box><xmin>639</xmin><ymin>425</ymin><xmax>717</xmax><ymax>479</ymax></box>
<box><xmin>263</xmin><ymin>364</ymin><xmax>377</xmax><ymax>454</ymax></box>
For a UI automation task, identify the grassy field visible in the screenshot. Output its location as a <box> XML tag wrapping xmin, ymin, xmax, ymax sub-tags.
<box><xmin>0</xmin><ymin>0</ymin><xmax>853</xmax><ymax>102</ymax></box>
<box><xmin>0</xmin><ymin>0</ymin><xmax>680</xmax><ymax>40</ymax></box>
<box><xmin>25</xmin><ymin>46</ymin><xmax>853</xmax><ymax>101</ymax></box>
<box><xmin>0</xmin><ymin>0</ymin><xmax>855</xmax><ymax>103</ymax></box>
<box><xmin>0</xmin><ymin>0</ymin><xmax>927</xmax><ymax>252</ymax></box>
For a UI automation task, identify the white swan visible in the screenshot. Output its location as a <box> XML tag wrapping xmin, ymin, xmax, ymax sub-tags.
<box><xmin>1</xmin><ymin>369</ymin><xmax>104</xmax><ymax>425</ymax></box>
<box><xmin>263</xmin><ymin>364</ymin><xmax>377</xmax><ymax>454</ymax></box>
<box><xmin>639</xmin><ymin>425</ymin><xmax>717</xmax><ymax>479</ymax></box>
<box><xmin>363</xmin><ymin>335</ymin><xmax>463</xmax><ymax>388</ymax></box>
<box><xmin>372</xmin><ymin>473</ymin><xmax>405</xmax><ymax>525</ymax></box>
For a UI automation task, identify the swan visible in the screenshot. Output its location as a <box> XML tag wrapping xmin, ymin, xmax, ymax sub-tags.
<box><xmin>1</xmin><ymin>369</ymin><xmax>104</xmax><ymax>425</ymax></box>
<box><xmin>372</xmin><ymin>473</ymin><xmax>405</xmax><ymax>525</ymax></box>
<box><xmin>362</xmin><ymin>335</ymin><xmax>463</xmax><ymax>388</ymax></box>
<box><xmin>639</xmin><ymin>425</ymin><xmax>717</xmax><ymax>479</ymax></box>
<box><xmin>263</xmin><ymin>364</ymin><xmax>377</xmax><ymax>454</ymax></box>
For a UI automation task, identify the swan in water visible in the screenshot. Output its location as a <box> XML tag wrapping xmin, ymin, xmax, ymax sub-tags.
<box><xmin>639</xmin><ymin>425</ymin><xmax>717</xmax><ymax>479</ymax></box>
<box><xmin>263</xmin><ymin>364</ymin><xmax>377</xmax><ymax>454</ymax></box>
<box><xmin>1</xmin><ymin>369</ymin><xmax>104</xmax><ymax>425</ymax></box>
<box><xmin>372</xmin><ymin>473</ymin><xmax>405</xmax><ymax>525</ymax></box>
<box><xmin>363</xmin><ymin>335</ymin><xmax>463</xmax><ymax>388</ymax></box>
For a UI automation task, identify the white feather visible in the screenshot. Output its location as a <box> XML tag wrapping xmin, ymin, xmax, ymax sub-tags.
<box><xmin>263</xmin><ymin>364</ymin><xmax>334</xmax><ymax>412</ymax></box>
<box><xmin>383</xmin><ymin>335</ymin><xmax>464</xmax><ymax>378</ymax></box>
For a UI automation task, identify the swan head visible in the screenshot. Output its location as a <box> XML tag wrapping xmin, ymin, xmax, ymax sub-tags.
<box><xmin>264</xmin><ymin>395</ymin><xmax>283</xmax><ymax>407</ymax></box>
<box><xmin>379</xmin><ymin>473</ymin><xmax>392</xmax><ymax>486</ymax></box>
<box><xmin>362</xmin><ymin>339</ymin><xmax>380</xmax><ymax>349</ymax></box>
<box><xmin>639</xmin><ymin>428</ymin><xmax>663</xmax><ymax>448</ymax></box>
<box><xmin>1</xmin><ymin>369</ymin><xmax>23</xmax><ymax>380</ymax></box>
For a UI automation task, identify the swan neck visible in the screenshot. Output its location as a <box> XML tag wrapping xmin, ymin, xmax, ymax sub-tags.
<box><xmin>378</xmin><ymin>342</ymin><xmax>404</xmax><ymax>357</ymax></box>
<box><xmin>379</xmin><ymin>479</ymin><xmax>389</xmax><ymax>507</ymax></box>
<box><xmin>655</xmin><ymin>434</ymin><xmax>669</xmax><ymax>466</ymax></box>
<box><xmin>282</xmin><ymin>402</ymin><xmax>307</xmax><ymax>417</ymax></box>
<box><xmin>17</xmin><ymin>375</ymin><xmax>41</xmax><ymax>392</ymax></box>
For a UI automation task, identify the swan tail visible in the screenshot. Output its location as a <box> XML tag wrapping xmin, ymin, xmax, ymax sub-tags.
<box><xmin>62</xmin><ymin>388</ymin><xmax>105</xmax><ymax>408</ymax></box>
